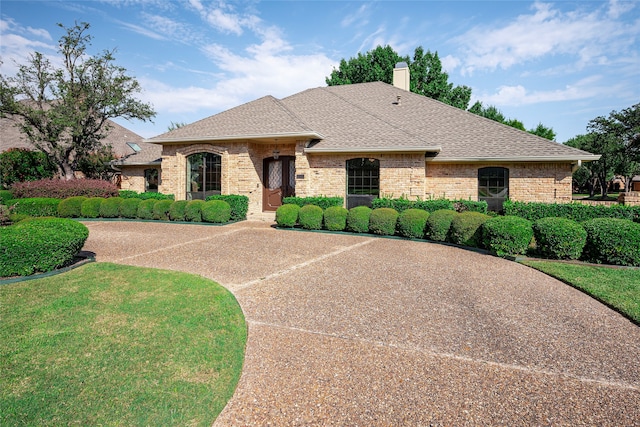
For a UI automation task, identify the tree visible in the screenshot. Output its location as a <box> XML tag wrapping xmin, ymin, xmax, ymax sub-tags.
<box><xmin>468</xmin><ymin>101</ymin><xmax>555</xmax><ymax>139</ymax></box>
<box><xmin>326</xmin><ymin>45</ymin><xmax>472</xmax><ymax>110</ymax></box>
<box><xmin>565</xmin><ymin>134</ymin><xmax>600</xmax><ymax>196</ymax></box>
<box><xmin>529</xmin><ymin>122</ymin><xmax>557</xmax><ymax>141</ymax></box>
<box><xmin>566</xmin><ymin>130</ymin><xmax>619</xmax><ymax>198</ymax></box>
<box><xmin>0</xmin><ymin>148</ymin><xmax>56</xmax><ymax>188</ymax></box>
<box><xmin>0</xmin><ymin>22</ymin><xmax>155</xmax><ymax>180</ymax></box>
<box><xmin>168</xmin><ymin>121</ymin><xmax>187</xmax><ymax>132</ymax></box>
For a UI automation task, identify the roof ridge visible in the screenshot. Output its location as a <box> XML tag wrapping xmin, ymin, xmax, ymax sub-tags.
<box><xmin>270</xmin><ymin>96</ymin><xmax>316</xmax><ymax>134</ymax></box>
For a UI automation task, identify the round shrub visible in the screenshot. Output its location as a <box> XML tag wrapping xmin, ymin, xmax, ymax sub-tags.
<box><xmin>81</xmin><ymin>197</ymin><xmax>105</xmax><ymax>218</ymax></box>
<box><xmin>201</xmin><ymin>200</ymin><xmax>232</xmax><ymax>223</ymax></box>
<box><xmin>99</xmin><ymin>197</ymin><xmax>123</xmax><ymax>218</ymax></box>
<box><xmin>369</xmin><ymin>208</ymin><xmax>399</xmax><ymax>236</ymax></box>
<box><xmin>0</xmin><ymin>218</ymin><xmax>89</xmax><ymax>277</ymax></box>
<box><xmin>275</xmin><ymin>204</ymin><xmax>300</xmax><ymax>228</ymax></box>
<box><xmin>397</xmin><ymin>208</ymin><xmax>429</xmax><ymax>239</ymax></box>
<box><xmin>449</xmin><ymin>211</ymin><xmax>491</xmax><ymax>248</ymax></box>
<box><xmin>184</xmin><ymin>200</ymin><xmax>205</xmax><ymax>222</ymax></box>
<box><xmin>298</xmin><ymin>204</ymin><xmax>324</xmax><ymax>230</ymax></box>
<box><xmin>153</xmin><ymin>199</ymin><xmax>174</xmax><ymax>220</ymax></box>
<box><xmin>323</xmin><ymin>206</ymin><xmax>348</xmax><ymax>231</ymax></box>
<box><xmin>169</xmin><ymin>200</ymin><xmax>189</xmax><ymax>221</ymax></box>
<box><xmin>346</xmin><ymin>206</ymin><xmax>372</xmax><ymax>233</ymax></box>
<box><xmin>136</xmin><ymin>199</ymin><xmax>156</xmax><ymax>220</ymax></box>
<box><xmin>482</xmin><ymin>216</ymin><xmax>533</xmax><ymax>257</ymax></box>
<box><xmin>425</xmin><ymin>209</ymin><xmax>457</xmax><ymax>242</ymax></box>
<box><xmin>119</xmin><ymin>198</ymin><xmax>142</xmax><ymax>218</ymax></box>
<box><xmin>582</xmin><ymin>218</ymin><xmax>640</xmax><ymax>266</ymax></box>
<box><xmin>533</xmin><ymin>217</ymin><xmax>586</xmax><ymax>260</ymax></box>
<box><xmin>57</xmin><ymin>196</ymin><xmax>87</xmax><ymax>218</ymax></box>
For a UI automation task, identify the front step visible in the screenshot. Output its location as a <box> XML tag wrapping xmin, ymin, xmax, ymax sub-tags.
<box><xmin>246</xmin><ymin>211</ymin><xmax>276</xmax><ymax>222</ymax></box>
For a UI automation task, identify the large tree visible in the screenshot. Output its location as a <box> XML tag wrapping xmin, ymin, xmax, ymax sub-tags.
<box><xmin>468</xmin><ymin>101</ymin><xmax>556</xmax><ymax>140</ymax></box>
<box><xmin>326</xmin><ymin>45</ymin><xmax>472</xmax><ymax>110</ymax></box>
<box><xmin>0</xmin><ymin>22</ymin><xmax>155</xmax><ymax>180</ymax></box>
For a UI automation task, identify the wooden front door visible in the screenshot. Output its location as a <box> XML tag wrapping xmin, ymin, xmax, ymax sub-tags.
<box><xmin>263</xmin><ymin>156</ymin><xmax>295</xmax><ymax>211</ymax></box>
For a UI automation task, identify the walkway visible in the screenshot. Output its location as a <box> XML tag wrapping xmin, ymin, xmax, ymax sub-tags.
<box><xmin>81</xmin><ymin>221</ymin><xmax>640</xmax><ymax>426</ymax></box>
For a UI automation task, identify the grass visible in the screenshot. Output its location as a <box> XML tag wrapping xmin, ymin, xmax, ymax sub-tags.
<box><xmin>0</xmin><ymin>263</ymin><xmax>246</xmax><ymax>426</ymax></box>
<box><xmin>521</xmin><ymin>260</ymin><xmax>640</xmax><ymax>324</ymax></box>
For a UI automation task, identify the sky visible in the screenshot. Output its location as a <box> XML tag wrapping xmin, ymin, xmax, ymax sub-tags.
<box><xmin>1</xmin><ymin>0</ymin><xmax>639</xmax><ymax>143</ymax></box>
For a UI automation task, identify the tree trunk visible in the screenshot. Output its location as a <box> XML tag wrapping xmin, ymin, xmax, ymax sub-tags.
<box><xmin>61</xmin><ymin>161</ymin><xmax>75</xmax><ymax>180</ymax></box>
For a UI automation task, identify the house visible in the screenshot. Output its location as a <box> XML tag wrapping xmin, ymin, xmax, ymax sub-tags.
<box><xmin>0</xmin><ymin>115</ymin><xmax>162</xmax><ymax>191</ymax></box>
<box><xmin>145</xmin><ymin>64</ymin><xmax>600</xmax><ymax>214</ymax></box>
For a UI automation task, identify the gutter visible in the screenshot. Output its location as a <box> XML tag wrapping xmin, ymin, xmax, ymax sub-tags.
<box><xmin>146</xmin><ymin>131</ymin><xmax>325</xmax><ymax>144</ymax></box>
<box><xmin>427</xmin><ymin>154</ymin><xmax>601</xmax><ymax>163</ymax></box>
<box><xmin>304</xmin><ymin>146</ymin><xmax>442</xmax><ymax>154</ymax></box>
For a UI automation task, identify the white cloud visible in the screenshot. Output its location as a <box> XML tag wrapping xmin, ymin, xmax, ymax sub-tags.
<box><xmin>0</xmin><ymin>19</ymin><xmax>57</xmax><ymax>75</ymax></box>
<box><xmin>341</xmin><ymin>4</ymin><xmax>370</xmax><ymax>28</ymax></box>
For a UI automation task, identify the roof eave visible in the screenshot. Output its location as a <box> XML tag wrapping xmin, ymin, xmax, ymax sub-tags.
<box><xmin>146</xmin><ymin>131</ymin><xmax>324</xmax><ymax>144</ymax></box>
<box><xmin>428</xmin><ymin>155</ymin><xmax>601</xmax><ymax>163</ymax></box>
<box><xmin>304</xmin><ymin>146</ymin><xmax>442</xmax><ymax>154</ymax></box>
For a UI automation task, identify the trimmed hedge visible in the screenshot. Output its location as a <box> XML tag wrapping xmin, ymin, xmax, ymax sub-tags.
<box><xmin>0</xmin><ymin>190</ymin><xmax>13</xmax><ymax>204</ymax></box>
<box><xmin>58</xmin><ymin>196</ymin><xmax>88</xmax><ymax>218</ymax></box>
<box><xmin>425</xmin><ymin>209</ymin><xmax>457</xmax><ymax>242</ymax></box>
<box><xmin>449</xmin><ymin>211</ymin><xmax>490</xmax><ymax>248</ymax></box>
<box><xmin>81</xmin><ymin>197</ymin><xmax>105</xmax><ymax>218</ymax></box>
<box><xmin>169</xmin><ymin>200</ymin><xmax>189</xmax><ymax>221</ymax></box>
<box><xmin>532</xmin><ymin>217</ymin><xmax>586</xmax><ymax>260</ymax></box>
<box><xmin>99</xmin><ymin>197</ymin><xmax>123</xmax><ymax>218</ymax></box>
<box><xmin>119</xmin><ymin>198</ymin><xmax>142</xmax><ymax>218</ymax></box>
<box><xmin>8</xmin><ymin>197</ymin><xmax>60</xmax><ymax>217</ymax></box>
<box><xmin>298</xmin><ymin>204</ymin><xmax>324</xmax><ymax>230</ymax></box>
<box><xmin>11</xmin><ymin>178</ymin><xmax>119</xmax><ymax>199</ymax></box>
<box><xmin>184</xmin><ymin>200</ymin><xmax>205</xmax><ymax>222</ymax></box>
<box><xmin>373</xmin><ymin>198</ymin><xmax>454</xmax><ymax>213</ymax></box>
<box><xmin>346</xmin><ymin>206</ymin><xmax>372</xmax><ymax>233</ymax></box>
<box><xmin>582</xmin><ymin>218</ymin><xmax>640</xmax><ymax>267</ymax></box>
<box><xmin>323</xmin><ymin>206</ymin><xmax>348</xmax><ymax>231</ymax></box>
<box><xmin>275</xmin><ymin>204</ymin><xmax>300</xmax><ymax>228</ymax></box>
<box><xmin>369</xmin><ymin>208</ymin><xmax>399</xmax><ymax>236</ymax></box>
<box><xmin>397</xmin><ymin>208</ymin><xmax>429</xmax><ymax>239</ymax></box>
<box><xmin>119</xmin><ymin>190</ymin><xmax>175</xmax><ymax>200</ymax></box>
<box><xmin>283</xmin><ymin>196</ymin><xmax>343</xmax><ymax>210</ymax></box>
<box><xmin>504</xmin><ymin>200</ymin><xmax>640</xmax><ymax>223</ymax></box>
<box><xmin>136</xmin><ymin>199</ymin><xmax>157</xmax><ymax>220</ymax></box>
<box><xmin>0</xmin><ymin>218</ymin><xmax>89</xmax><ymax>277</ymax></box>
<box><xmin>453</xmin><ymin>200</ymin><xmax>488</xmax><ymax>214</ymax></box>
<box><xmin>206</xmin><ymin>195</ymin><xmax>249</xmax><ymax>221</ymax></box>
<box><xmin>201</xmin><ymin>200</ymin><xmax>231</xmax><ymax>223</ymax></box>
<box><xmin>482</xmin><ymin>216</ymin><xmax>533</xmax><ymax>257</ymax></box>
<box><xmin>153</xmin><ymin>199</ymin><xmax>174</xmax><ymax>220</ymax></box>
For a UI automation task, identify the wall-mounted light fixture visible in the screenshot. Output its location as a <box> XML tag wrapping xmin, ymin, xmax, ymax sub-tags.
<box><xmin>273</xmin><ymin>149</ymin><xmax>280</xmax><ymax>159</ymax></box>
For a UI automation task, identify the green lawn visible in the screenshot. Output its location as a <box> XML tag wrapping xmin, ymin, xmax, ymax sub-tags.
<box><xmin>0</xmin><ymin>263</ymin><xmax>246</xmax><ymax>426</ymax></box>
<box><xmin>522</xmin><ymin>260</ymin><xmax>640</xmax><ymax>324</ymax></box>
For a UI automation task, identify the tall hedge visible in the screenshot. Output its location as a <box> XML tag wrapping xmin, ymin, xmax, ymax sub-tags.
<box><xmin>581</xmin><ymin>218</ymin><xmax>640</xmax><ymax>266</ymax></box>
<box><xmin>425</xmin><ymin>210</ymin><xmax>457</xmax><ymax>242</ymax></box>
<box><xmin>482</xmin><ymin>216</ymin><xmax>533</xmax><ymax>257</ymax></box>
<box><xmin>532</xmin><ymin>217</ymin><xmax>586</xmax><ymax>260</ymax></box>
<box><xmin>449</xmin><ymin>211</ymin><xmax>490</xmax><ymax>248</ymax></box>
<box><xmin>504</xmin><ymin>200</ymin><xmax>640</xmax><ymax>223</ymax></box>
<box><xmin>11</xmin><ymin>178</ymin><xmax>119</xmax><ymax>199</ymax></box>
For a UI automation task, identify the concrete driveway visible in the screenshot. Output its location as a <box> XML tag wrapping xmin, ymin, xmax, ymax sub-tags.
<box><xmin>81</xmin><ymin>220</ymin><xmax>640</xmax><ymax>426</ymax></box>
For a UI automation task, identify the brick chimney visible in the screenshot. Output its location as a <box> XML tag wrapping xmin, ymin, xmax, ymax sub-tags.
<box><xmin>393</xmin><ymin>62</ymin><xmax>410</xmax><ymax>91</ymax></box>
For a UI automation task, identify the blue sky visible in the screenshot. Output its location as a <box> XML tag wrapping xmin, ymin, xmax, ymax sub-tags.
<box><xmin>1</xmin><ymin>0</ymin><xmax>639</xmax><ymax>143</ymax></box>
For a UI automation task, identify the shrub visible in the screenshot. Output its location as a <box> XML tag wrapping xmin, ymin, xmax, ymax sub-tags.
<box><xmin>454</xmin><ymin>200</ymin><xmax>488</xmax><ymax>214</ymax></box>
<box><xmin>283</xmin><ymin>196</ymin><xmax>343</xmax><ymax>210</ymax></box>
<box><xmin>449</xmin><ymin>211</ymin><xmax>491</xmax><ymax>248</ymax></box>
<box><xmin>532</xmin><ymin>217</ymin><xmax>586</xmax><ymax>260</ymax></box>
<box><xmin>80</xmin><ymin>197</ymin><xmax>104</xmax><ymax>218</ymax></box>
<box><xmin>346</xmin><ymin>206</ymin><xmax>372</xmax><ymax>233</ymax></box>
<box><xmin>373</xmin><ymin>197</ymin><xmax>454</xmax><ymax>214</ymax></box>
<box><xmin>99</xmin><ymin>197</ymin><xmax>123</xmax><ymax>218</ymax></box>
<box><xmin>323</xmin><ymin>206</ymin><xmax>349</xmax><ymax>231</ymax></box>
<box><xmin>0</xmin><ymin>218</ymin><xmax>89</xmax><ymax>277</ymax></box>
<box><xmin>397</xmin><ymin>208</ymin><xmax>429</xmax><ymax>239</ymax></box>
<box><xmin>201</xmin><ymin>200</ymin><xmax>231</xmax><ymax>223</ymax></box>
<box><xmin>11</xmin><ymin>178</ymin><xmax>119</xmax><ymax>199</ymax></box>
<box><xmin>0</xmin><ymin>205</ymin><xmax>11</xmax><ymax>226</ymax></box>
<box><xmin>206</xmin><ymin>194</ymin><xmax>249</xmax><ymax>221</ymax></box>
<box><xmin>275</xmin><ymin>204</ymin><xmax>300</xmax><ymax>228</ymax></box>
<box><xmin>7</xmin><ymin>197</ymin><xmax>60</xmax><ymax>217</ymax></box>
<box><xmin>582</xmin><ymin>218</ymin><xmax>640</xmax><ymax>266</ymax></box>
<box><xmin>153</xmin><ymin>199</ymin><xmax>174</xmax><ymax>220</ymax></box>
<box><xmin>137</xmin><ymin>199</ymin><xmax>157</xmax><ymax>220</ymax></box>
<box><xmin>119</xmin><ymin>198</ymin><xmax>142</xmax><ymax>218</ymax></box>
<box><xmin>58</xmin><ymin>196</ymin><xmax>88</xmax><ymax>218</ymax></box>
<box><xmin>413</xmin><ymin>199</ymin><xmax>455</xmax><ymax>213</ymax></box>
<box><xmin>0</xmin><ymin>190</ymin><xmax>14</xmax><ymax>204</ymax></box>
<box><xmin>482</xmin><ymin>216</ymin><xmax>533</xmax><ymax>257</ymax></box>
<box><xmin>169</xmin><ymin>200</ymin><xmax>189</xmax><ymax>221</ymax></box>
<box><xmin>119</xmin><ymin>190</ymin><xmax>175</xmax><ymax>200</ymax></box>
<box><xmin>298</xmin><ymin>205</ymin><xmax>324</xmax><ymax>230</ymax></box>
<box><xmin>372</xmin><ymin>197</ymin><xmax>413</xmax><ymax>213</ymax></box>
<box><xmin>0</xmin><ymin>148</ymin><xmax>56</xmax><ymax>188</ymax></box>
<box><xmin>184</xmin><ymin>200</ymin><xmax>205</xmax><ymax>222</ymax></box>
<box><xmin>369</xmin><ymin>208</ymin><xmax>399</xmax><ymax>236</ymax></box>
<box><xmin>425</xmin><ymin>209</ymin><xmax>457</xmax><ymax>241</ymax></box>
<box><xmin>503</xmin><ymin>200</ymin><xmax>640</xmax><ymax>223</ymax></box>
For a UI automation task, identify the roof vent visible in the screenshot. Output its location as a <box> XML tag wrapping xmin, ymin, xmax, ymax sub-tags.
<box><xmin>395</xmin><ymin>95</ymin><xmax>402</xmax><ymax>106</ymax></box>
<box><xmin>393</xmin><ymin>62</ymin><xmax>410</xmax><ymax>91</ymax></box>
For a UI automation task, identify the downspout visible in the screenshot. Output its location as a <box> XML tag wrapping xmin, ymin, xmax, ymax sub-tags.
<box><xmin>571</xmin><ymin>159</ymin><xmax>582</xmax><ymax>173</ymax></box>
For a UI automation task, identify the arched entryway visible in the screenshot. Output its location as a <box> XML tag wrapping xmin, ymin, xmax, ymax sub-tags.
<box><xmin>187</xmin><ymin>153</ymin><xmax>221</xmax><ymax>200</ymax></box>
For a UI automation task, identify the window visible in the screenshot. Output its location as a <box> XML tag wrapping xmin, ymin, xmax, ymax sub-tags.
<box><xmin>346</xmin><ymin>158</ymin><xmax>379</xmax><ymax>208</ymax></box>
<box><xmin>144</xmin><ymin>168</ymin><xmax>158</xmax><ymax>192</ymax></box>
<box><xmin>187</xmin><ymin>153</ymin><xmax>221</xmax><ymax>200</ymax></box>
<box><xmin>478</xmin><ymin>167</ymin><xmax>509</xmax><ymax>211</ymax></box>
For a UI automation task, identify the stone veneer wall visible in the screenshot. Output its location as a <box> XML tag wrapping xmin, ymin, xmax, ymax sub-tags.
<box><xmin>424</xmin><ymin>162</ymin><xmax>573</xmax><ymax>203</ymax></box>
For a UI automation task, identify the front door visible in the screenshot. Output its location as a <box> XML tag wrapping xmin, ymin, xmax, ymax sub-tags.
<box><xmin>263</xmin><ymin>156</ymin><xmax>295</xmax><ymax>211</ymax></box>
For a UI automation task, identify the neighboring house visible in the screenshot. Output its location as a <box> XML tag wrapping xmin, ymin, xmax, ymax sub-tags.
<box><xmin>141</xmin><ymin>64</ymin><xmax>599</xmax><ymax>214</ymax></box>
<box><xmin>633</xmin><ymin>176</ymin><xmax>640</xmax><ymax>192</ymax></box>
<box><xmin>0</xmin><ymin>115</ymin><xmax>161</xmax><ymax>192</ymax></box>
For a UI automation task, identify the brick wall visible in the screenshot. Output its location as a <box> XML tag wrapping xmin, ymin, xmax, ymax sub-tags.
<box><xmin>119</xmin><ymin>166</ymin><xmax>161</xmax><ymax>193</ymax></box>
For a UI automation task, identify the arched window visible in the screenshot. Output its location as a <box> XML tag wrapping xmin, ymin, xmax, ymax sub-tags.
<box><xmin>478</xmin><ymin>167</ymin><xmax>509</xmax><ymax>211</ymax></box>
<box><xmin>187</xmin><ymin>153</ymin><xmax>221</xmax><ymax>200</ymax></box>
<box><xmin>144</xmin><ymin>168</ymin><xmax>159</xmax><ymax>192</ymax></box>
<box><xmin>346</xmin><ymin>158</ymin><xmax>379</xmax><ymax>208</ymax></box>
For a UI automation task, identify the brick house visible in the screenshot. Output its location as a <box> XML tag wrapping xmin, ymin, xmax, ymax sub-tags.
<box><xmin>144</xmin><ymin>64</ymin><xmax>599</xmax><ymax>215</ymax></box>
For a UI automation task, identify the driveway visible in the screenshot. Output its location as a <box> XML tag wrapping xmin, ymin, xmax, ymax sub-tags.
<box><xmin>81</xmin><ymin>220</ymin><xmax>640</xmax><ymax>426</ymax></box>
